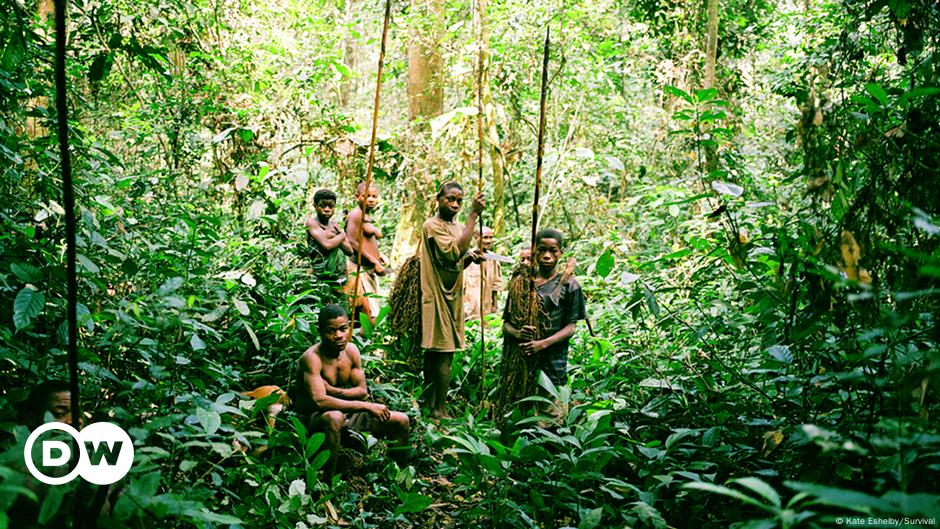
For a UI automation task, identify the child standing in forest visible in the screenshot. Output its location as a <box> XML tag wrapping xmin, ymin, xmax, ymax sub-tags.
<box><xmin>503</xmin><ymin>228</ymin><xmax>586</xmax><ymax>387</ymax></box>
<box><xmin>345</xmin><ymin>182</ymin><xmax>388</xmax><ymax>325</ymax></box>
<box><xmin>419</xmin><ymin>182</ymin><xmax>484</xmax><ymax>419</ymax></box>
<box><xmin>306</xmin><ymin>189</ymin><xmax>352</xmax><ymax>301</ymax></box>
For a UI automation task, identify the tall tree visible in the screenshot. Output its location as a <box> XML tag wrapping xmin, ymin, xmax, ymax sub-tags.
<box><xmin>703</xmin><ymin>0</ymin><xmax>720</xmax><ymax>175</ymax></box>
<box><xmin>392</xmin><ymin>0</ymin><xmax>445</xmax><ymax>263</ymax></box>
<box><xmin>475</xmin><ymin>0</ymin><xmax>507</xmax><ymax>236</ymax></box>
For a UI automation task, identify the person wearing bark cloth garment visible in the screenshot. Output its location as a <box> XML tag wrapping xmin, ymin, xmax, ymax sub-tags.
<box><xmin>464</xmin><ymin>226</ymin><xmax>504</xmax><ymax>319</ymax></box>
<box><xmin>503</xmin><ymin>229</ymin><xmax>586</xmax><ymax>387</ymax></box>
<box><xmin>345</xmin><ymin>182</ymin><xmax>388</xmax><ymax>325</ymax></box>
<box><xmin>419</xmin><ymin>181</ymin><xmax>485</xmax><ymax>419</ymax></box>
<box><xmin>306</xmin><ymin>189</ymin><xmax>352</xmax><ymax>300</ymax></box>
<box><xmin>295</xmin><ymin>304</ymin><xmax>410</xmax><ymax>483</ymax></box>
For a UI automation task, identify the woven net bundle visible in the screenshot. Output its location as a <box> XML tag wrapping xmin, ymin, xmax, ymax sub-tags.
<box><xmin>386</xmin><ymin>254</ymin><xmax>422</xmax><ymax>369</ymax></box>
<box><xmin>492</xmin><ymin>265</ymin><xmax>552</xmax><ymax>425</ymax></box>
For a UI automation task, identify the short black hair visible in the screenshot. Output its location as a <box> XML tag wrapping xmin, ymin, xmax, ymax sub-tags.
<box><xmin>318</xmin><ymin>304</ymin><xmax>348</xmax><ymax>329</ymax></box>
<box><xmin>437</xmin><ymin>181</ymin><xmax>463</xmax><ymax>198</ymax></box>
<box><xmin>314</xmin><ymin>189</ymin><xmax>337</xmax><ymax>204</ymax></box>
<box><xmin>26</xmin><ymin>380</ymin><xmax>71</xmax><ymax>423</ymax></box>
<box><xmin>535</xmin><ymin>228</ymin><xmax>565</xmax><ymax>248</ymax></box>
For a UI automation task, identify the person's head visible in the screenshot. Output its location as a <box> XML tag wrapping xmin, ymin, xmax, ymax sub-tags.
<box><xmin>534</xmin><ymin>228</ymin><xmax>564</xmax><ymax>273</ymax></box>
<box><xmin>317</xmin><ymin>304</ymin><xmax>350</xmax><ymax>353</ymax></box>
<box><xmin>436</xmin><ymin>181</ymin><xmax>464</xmax><ymax>220</ymax></box>
<box><xmin>355</xmin><ymin>182</ymin><xmax>379</xmax><ymax>211</ymax></box>
<box><xmin>314</xmin><ymin>189</ymin><xmax>338</xmax><ymax>221</ymax></box>
<box><xmin>479</xmin><ymin>226</ymin><xmax>495</xmax><ymax>251</ymax></box>
<box><xmin>519</xmin><ymin>246</ymin><xmax>532</xmax><ymax>268</ymax></box>
<box><xmin>25</xmin><ymin>380</ymin><xmax>74</xmax><ymax>428</ymax></box>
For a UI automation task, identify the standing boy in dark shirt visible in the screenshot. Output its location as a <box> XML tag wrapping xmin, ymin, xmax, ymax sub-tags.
<box><xmin>502</xmin><ymin>229</ymin><xmax>586</xmax><ymax>386</ymax></box>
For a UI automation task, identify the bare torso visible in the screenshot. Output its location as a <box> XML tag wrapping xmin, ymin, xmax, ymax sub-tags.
<box><xmin>294</xmin><ymin>343</ymin><xmax>357</xmax><ymax>415</ymax></box>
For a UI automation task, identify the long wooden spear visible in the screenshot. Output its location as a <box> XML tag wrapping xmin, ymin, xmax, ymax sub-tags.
<box><xmin>351</xmin><ymin>0</ymin><xmax>392</xmax><ymax>317</ymax></box>
<box><xmin>475</xmin><ymin>0</ymin><xmax>487</xmax><ymax>396</ymax></box>
<box><xmin>529</xmin><ymin>27</ymin><xmax>550</xmax><ymax>325</ymax></box>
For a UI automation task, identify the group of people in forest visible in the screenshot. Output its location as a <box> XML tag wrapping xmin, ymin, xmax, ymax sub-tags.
<box><xmin>300</xmin><ymin>179</ymin><xmax>587</xmax><ymax>482</ymax></box>
<box><xmin>15</xmin><ymin>179</ymin><xmax>586</xmax><ymax>521</ymax></box>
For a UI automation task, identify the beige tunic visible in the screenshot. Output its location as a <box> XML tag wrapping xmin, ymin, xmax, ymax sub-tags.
<box><xmin>419</xmin><ymin>216</ymin><xmax>466</xmax><ymax>351</ymax></box>
<box><xmin>464</xmin><ymin>259</ymin><xmax>504</xmax><ymax>319</ymax></box>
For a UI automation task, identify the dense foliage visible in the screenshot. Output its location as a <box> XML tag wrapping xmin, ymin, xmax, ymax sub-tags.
<box><xmin>1</xmin><ymin>0</ymin><xmax>938</xmax><ymax>527</ymax></box>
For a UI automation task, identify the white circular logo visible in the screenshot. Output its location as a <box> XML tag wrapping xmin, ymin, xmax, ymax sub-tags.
<box><xmin>23</xmin><ymin>422</ymin><xmax>134</xmax><ymax>485</ymax></box>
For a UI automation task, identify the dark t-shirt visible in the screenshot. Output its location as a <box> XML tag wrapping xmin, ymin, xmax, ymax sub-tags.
<box><xmin>504</xmin><ymin>273</ymin><xmax>586</xmax><ymax>385</ymax></box>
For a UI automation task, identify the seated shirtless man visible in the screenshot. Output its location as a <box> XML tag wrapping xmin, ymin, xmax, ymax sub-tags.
<box><xmin>294</xmin><ymin>304</ymin><xmax>410</xmax><ymax>482</ymax></box>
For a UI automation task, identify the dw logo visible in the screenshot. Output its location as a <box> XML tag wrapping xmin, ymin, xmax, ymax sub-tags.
<box><xmin>24</xmin><ymin>422</ymin><xmax>134</xmax><ymax>485</ymax></box>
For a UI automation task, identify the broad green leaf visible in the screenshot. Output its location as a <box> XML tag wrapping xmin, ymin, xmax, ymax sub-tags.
<box><xmin>695</xmin><ymin>87</ymin><xmax>719</xmax><ymax>102</ymax></box>
<box><xmin>683</xmin><ymin>482</ymin><xmax>775</xmax><ymax>513</ymax></box>
<box><xmin>664</xmin><ymin>85</ymin><xmax>694</xmax><ymax>104</ymax></box>
<box><xmin>233</xmin><ymin>298</ymin><xmax>250</xmax><ymax>316</ymax></box>
<box><xmin>631</xmin><ymin>501</ymin><xmax>667</xmax><ymax>529</ymax></box>
<box><xmin>785</xmin><ymin>482</ymin><xmax>893</xmax><ymax>513</ymax></box>
<box><xmin>288</xmin><ymin>479</ymin><xmax>306</xmax><ymax>497</ymax></box>
<box><xmin>605</xmin><ymin>156</ymin><xmax>624</xmax><ymax>172</ymax></box>
<box><xmin>76</xmin><ymin>254</ymin><xmax>99</xmax><ymax>274</ymax></box>
<box><xmin>184</xmin><ymin>510</ymin><xmax>243</xmax><ymax>525</ymax></box>
<box><xmin>733</xmin><ymin>477</ymin><xmax>781</xmax><ymax>508</ymax></box>
<box><xmin>10</xmin><ymin>263</ymin><xmax>41</xmax><ymax>283</ymax></box>
<box><xmin>596</xmin><ymin>250</ymin><xmax>615</xmax><ymax>278</ymax></box>
<box><xmin>190</xmin><ymin>334</ymin><xmax>206</xmax><ymax>351</ymax></box>
<box><xmin>898</xmin><ymin>87</ymin><xmax>940</xmax><ymax>107</ymax></box>
<box><xmin>13</xmin><ymin>286</ymin><xmax>44</xmax><ymax>331</ymax></box>
<box><xmin>396</xmin><ymin>492</ymin><xmax>433</xmax><ymax>514</ymax></box>
<box><xmin>304</xmin><ymin>432</ymin><xmax>325</xmax><ymax>457</ymax></box>
<box><xmin>575</xmin><ymin>147</ymin><xmax>594</xmax><ymax>159</ymax></box>
<box><xmin>243</xmin><ymin>320</ymin><xmax>260</xmax><ymax>350</ymax></box>
<box><xmin>308</xmin><ymin>450</ymin><xmax>331</xmax><ymax>473</ymax></box>
<box><xmin>578</xmin><ymin>507</ymin><xmax>603</xmax><ymax>529</ymax></box>
<box><xmin>864</xmin><ymin>83</ymin><xmax>889</xmax><ymax>105</ymax></box>
<box><xmin>766</xmin><ymin>344</ymin><xmax>793</xmax><ymax>364</ymax></box>
<box><xmin>38</xmin><ymin>485</ymin><xmax>66</xmax><ymax>524</ymax></box>
<box><xmin>158</xmin><ymin>277</ymin><xmax>184</xmax><ymax>295</ymax></box>
<box><xmin>711</xmin><ymin>181</ymin><xmax>744</xmax><ymax>197</ymax></box>
<box><xmin>196</xmin><ymin>408</ymin><xmax>221</xmax><ymax>435</ymax></box>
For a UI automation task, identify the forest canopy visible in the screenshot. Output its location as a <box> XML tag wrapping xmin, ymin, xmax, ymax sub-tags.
<box><xmin>1</xmin><ymin>0</ymin><xmax>939</xmax><ymax>527</ymax></box>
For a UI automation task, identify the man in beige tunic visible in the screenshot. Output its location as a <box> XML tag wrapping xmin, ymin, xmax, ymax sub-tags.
<box><xmin>419</xmin><ymin>181</ymin><xmax>484</xmax><ymax>419</ymax></box>
<box><xmin>464</xmin><ymin>226</ymin><xmax>504</xmax><ymax>319</ymax></box>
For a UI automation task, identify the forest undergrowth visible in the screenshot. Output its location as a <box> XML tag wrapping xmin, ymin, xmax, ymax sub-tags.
<box><xmin>1</xmin><ymin>0</ymin><xmax>939</xmax><ymax>527</ymax></box>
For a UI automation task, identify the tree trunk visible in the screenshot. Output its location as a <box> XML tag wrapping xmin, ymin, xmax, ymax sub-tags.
<box><xmin>703</xmin><ymin>0</ymin><xmax>719</xmax><ymax>174</ymax></box>
<box><xmin>406</xmin><ymin>0</ymin><xmax>444</xmax><ymax>122</ymax></box>
<box><xmin>705</xmin><ymin>0</ymin><xmax>718</xmax><ymax>90</ymax></box>
<box><xmin>339</xmin><ymin>0</ymin><xmax>357</xmax><ymax>106</ymax></box>
<box><xmin>392</xmin><ymin>0</ymin><xmax>445</xmax><ymax>263</ymax></box>
<box><xmin>26</xmin><ymin>0</ymin><xmax>55</xmax><ymax>139</ymax></box>
<box><xmin>475</xmin><ymin>0</ymin><xmax>507</xmax><ymax>237</ymax></box>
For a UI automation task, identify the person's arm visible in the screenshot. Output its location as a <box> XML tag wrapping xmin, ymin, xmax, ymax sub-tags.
<box><xmin>307</xmin><ymin>219</ymin><xmax>347</xmax><ymax>251</ymax></box>
<box><xmin>322</xmin><ymin>345</ymin><xmax>370</xmax><ymax>400</ymax></box>
<box><xmin>300</xmin><ymin>352</ymin><xmax>387</xmax><ymax>419</ymax></box>
<box><xmin>338</xmin><ymin>222</ymin><xmax>354</xmax><ymax>255</ymax></box>
<box><xmin>503</xmin><ymin>320</ymin><xmax>522</xmax><ymax>340</ymax></box>
<box><xmin>455</xmin><ymin>193</ymin><xmax>485</xmax><ymax>254</ymax></box>
<box><xmin>523</xmin><ymin>279</ymin><xmax>586</xmax><ymax>355</ymax></box>
<box><xmin>346</xmin><ymin>209</ymin><xmax>383</xmax><ymax>268</ymax></box>
<box><xmin>522</xmin><ymin>322</ymin><xmax>577</xmax><ymax>355</ymax></box>
<box><xmin>363</xmin><ymin>219</ymin><xmax>382</xmax><ymax>238</ymax></box>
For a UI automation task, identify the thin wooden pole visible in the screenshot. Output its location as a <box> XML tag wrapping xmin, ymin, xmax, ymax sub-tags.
<box><xmin>351</xmin><ymin>0</ymin><xmax>392</xmax><ymax>315</ymax></box>
<box><xmin>475</xmin><ymin>0</ymin><xmax>487</xmax><ymax>396</ymax></box>
<box><xmin>53</xmin><ymin>0</ymin><xmax>85</xmax><ymax>526</ymax></box>
<box><xmin>528</xmin><ymin>27</ymin><xmax>550</xmax><ymax>326</ymax></box>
